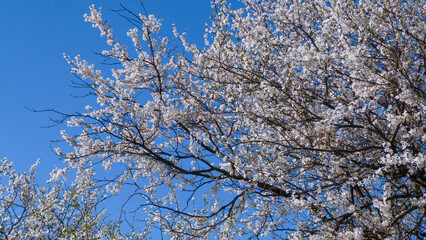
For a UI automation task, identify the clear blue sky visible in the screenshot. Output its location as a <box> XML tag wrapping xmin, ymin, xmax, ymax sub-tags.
<box><xmin>0</xmin><ymin>1</ymin><xmax>212</xmax><ymax>180</ymax></box>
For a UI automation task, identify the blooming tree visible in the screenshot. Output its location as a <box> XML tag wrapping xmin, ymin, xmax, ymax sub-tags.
<box><xmin>0</xmin><ymin>158</ymin><xmax>124</xmax><ymax>239</ymax></box>
<box><xmin>41</xmin><ymin>0</ymin><xmax>426</xmax><ymax>239</ymax></box>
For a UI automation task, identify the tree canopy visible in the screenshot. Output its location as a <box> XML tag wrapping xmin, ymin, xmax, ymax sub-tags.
<box><xmin>1</xmin><ymin>0</ymin><xmax>425</xmax><ymax>239</ymax></box>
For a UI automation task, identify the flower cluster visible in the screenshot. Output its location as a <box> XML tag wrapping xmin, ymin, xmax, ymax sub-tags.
<box><xmin>0</xmin><ymin>158</ymin><xmax>124</xmax><ymax>239</ymax></box>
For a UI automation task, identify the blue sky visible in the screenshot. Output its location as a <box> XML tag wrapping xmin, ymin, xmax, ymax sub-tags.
<box><xmin>0</xmin><ymin>1</ymin><xmax>212</xmax><ymax>180</ymax></box>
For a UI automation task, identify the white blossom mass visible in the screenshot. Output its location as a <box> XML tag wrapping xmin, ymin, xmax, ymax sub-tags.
<box><xmin>1</xmin><ymin>0</ymin><xmax>425</xmax><ymax>239</ymax></box>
